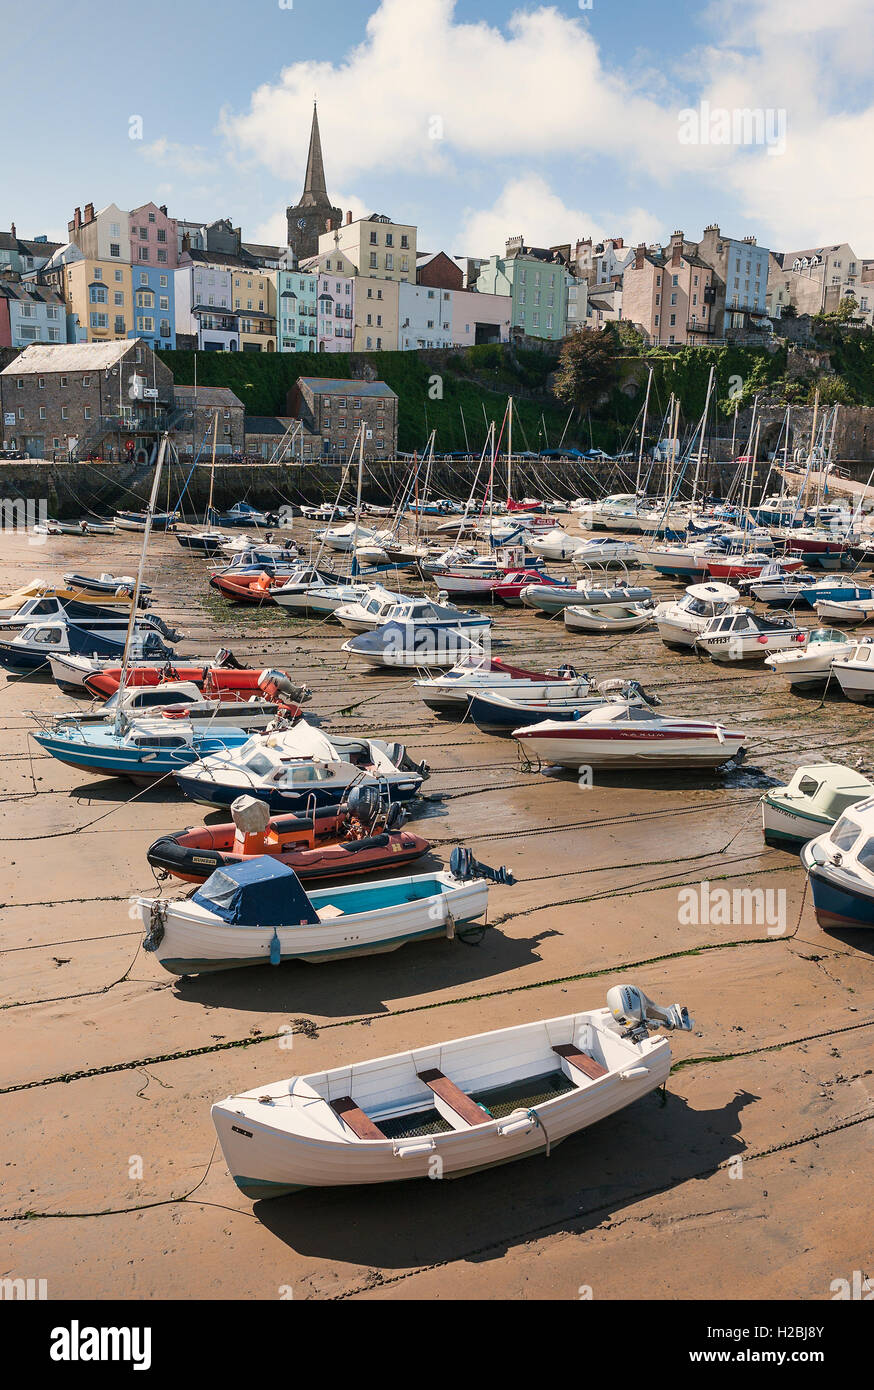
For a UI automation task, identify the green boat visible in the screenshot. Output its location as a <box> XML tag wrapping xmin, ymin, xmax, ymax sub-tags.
<box><xmin>761</xmin><ymin>763</ymin><xmax>874</xmax><ymax>849</ymax></box>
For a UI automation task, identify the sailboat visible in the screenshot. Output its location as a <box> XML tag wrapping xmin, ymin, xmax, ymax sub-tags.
<box><xmin>176</xmin><ymin>414</ymin><xmax>226</xmax><ymax>555</ymax></box>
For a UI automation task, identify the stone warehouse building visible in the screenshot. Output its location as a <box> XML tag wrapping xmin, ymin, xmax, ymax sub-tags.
<box><xmin>173</xmin><ymin>385</ymin><xmax>245</xmax><ymax>456</ymax></box>
<box><xmin>287</xmin><ymin>377</ymin><xmax>398</xmax><ymax>462</ymax></box>
<box><xmin>0</xmin><ymin>339</ymin><xmax>187</xmax><ymax>461</ymax></box>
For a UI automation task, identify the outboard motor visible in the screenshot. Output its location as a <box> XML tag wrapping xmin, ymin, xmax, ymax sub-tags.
<box><xmin>346</xmin><ymin>783</ymin><xmax>382</xmax><ymax>829</ymax></box>
<box><xmin>214</xmin><ymin>648</ymin><xmax>245</xmax><ymax>670</ymax></box>
<box><xmin>621</xmin><ymin>679</ymin><xmax>661</xmax><ymax>708</ymax></box>
<box><xmin>557</xmin><ymin>664</ymin><xmax>580</xmax><ymax>680</ymax></box>
<box><xmin>449</xmin><ymin>847</ymin><xmax>515</xmax><ymax>886</ymax></box>
<box><xmin>142</xmin><ymin>634</ymin><xmax>174</xmax><ymax>660</ymax></box>
<box><xmin>258</xmin><ymin>670</ymin><xmax>311</xmax><ymax>705</ymax></box>
<box><xmin>383</xmin><ymin>801</ymin><xmax>407</xmax><ymax>831</ymax></box>
<box><xmin>606</xmin><ymin>984</ymin><xmax>694</xmax><ymax>1043</ymax></box>
<box><xmin>385</xmin><ymin>742</ymin><xmax>430</xmax><ymax>779</ymax></box>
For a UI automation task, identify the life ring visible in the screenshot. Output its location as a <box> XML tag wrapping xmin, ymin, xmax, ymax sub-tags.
<box><xmin>162</xmin><ymin>708</ymin><xmax>191</xmax><ymax>719</ymax></box>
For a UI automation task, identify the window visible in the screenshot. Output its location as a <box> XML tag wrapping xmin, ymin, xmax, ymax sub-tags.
<box><xmin>39</xmin><ymin>406</ymin><xmax>46</xmax><ymax>420</ymax></box>
<box><xmin>670</xmin><ymin>293</ymin><xmax>677</xmax><ymax>305</ymax></box>
<box><xmin>110</xmin><ymin>243</ymin><xmax>120</xmax><ymax>258</ymax></box>
<box><xmin>369</xmin><ymin>253</ymin><xmax>377</xmax><ymax>269</ymax></box>
<box><xmin>140</xmin><ymin>316</ymin><xmax>154</xmax><ymax>332</ymax></box>
<box><xmin>115</xmin><ymin>316</ymin><xmax>126</xmax><ymax>333</ymax></box>
<box><xmin>157</xmin><ymin>228</ymin><xmax>166</xmax><ymax>243</ymax></box>
<box><xmin>110</xmin><ymin>222</ymin><xmax>120</xmax><ymax>237</ymax></box>
<box><xmin>37</xmin><ymin>376</ymin><xmax>45</xmax><ymax>388</ymax></box>
<box><xmin>89</xmin><ymin>286</ymin><xmax>107</xmax><ymax>303</ymax></box>
<box><xmin>370</xmin><ymin>231</ymin><xmax>378</xmax><ymax>245</ymax></box>
<box><xmin>401</xmin><ymin>235</ymin><xmax>408</xmax><ymax>249</ymax></box>
<box><xmin>159</xmin><ymin>296</ymin><xmax>169</xmax><ymax>311</ymax></box>
<box><xmin>60</xmin><ymin>376</ymin><xmax>67</xmax><ymax>388</ymax></box>
<box><xmin>115</xmin><ymin>269</ymin><xmax>123</xmax><ymax>282</ymax></box>
<box><xmin>139</xmin><ymin>248</ymin><xmax>149</xmax><ymax>261</ymax></box>
<box><xmin>93</xmin><ymin>267</ymin><xmax>103</xmax><ymax>279</ymax></box>
<box><xmin>139</xmin><ymin>227</ymin><xmax>148</xmax><ymax>240</ymax></box>
<box><xmin>82</xmin><ymin>376</ymin><xmax>90</xmax><ymax>386</ymax></box>
<box><xmin>84</xmin><ymin>407</ymin><xmax>91</xmax><ymax>421</ymax></box>
<box><xmin>672</xmin><ymin>274</ymin><xmax>678</xmax><ymax>286</ymax></box>
<box><xmin>159</xmin><ymin>275</ymin><xmax>167</xmax><ymax>287</ymax></box>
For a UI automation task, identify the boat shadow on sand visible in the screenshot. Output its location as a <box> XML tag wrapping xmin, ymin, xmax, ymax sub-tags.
<box><xmin>253</xmin><ymin>1088</ymin><xmax>758</xmax><ymax>1272</ymax></box>
<box><xmin>171</xmin><ymin>925</ymin><xmax>562</xmax><ymax>1017</ymax></box>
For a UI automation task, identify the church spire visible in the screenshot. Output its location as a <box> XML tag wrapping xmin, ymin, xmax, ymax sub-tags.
<box><xmin>301</xmin><ymin>102</ymin><xmax>328</xmax><ymax>205</ymax></box>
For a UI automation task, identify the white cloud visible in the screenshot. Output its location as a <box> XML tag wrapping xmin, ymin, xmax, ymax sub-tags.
<box><xmin>459</xmin><ymin>177</ymin><xmax>662</xmax><ymax>259</ymax></box>
<box><xmin>220</xmin><ymin>0</ymin><xmax>874</xmax><ymax>257</ymax></box>
<box><xmin>140</xmin><ymin>139</ymin><xmax>216</xmax><ymax>178</ymax></box>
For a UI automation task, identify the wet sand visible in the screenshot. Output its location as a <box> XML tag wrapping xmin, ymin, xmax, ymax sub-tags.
<box><xmin>1</xmin><ymin>521</ymin><xmax>872</xmax><ymax>1301</ymax></box>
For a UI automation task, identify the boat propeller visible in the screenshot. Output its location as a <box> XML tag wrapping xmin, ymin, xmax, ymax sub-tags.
<box><xmin>450</xmin><ymin>847</ymin><xmax>515</xmax><ymax>885</ymax></box>
<box><xmin>606</xmin><ymin>984</ymin><xmax>694</xmax><ymax>1042</ymax></box>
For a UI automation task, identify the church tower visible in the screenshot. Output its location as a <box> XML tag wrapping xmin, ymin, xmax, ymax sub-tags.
<box><xmin>286</xmin><ymin>103</ymin><xmax>343</xmax><ymax>263</ymax></box>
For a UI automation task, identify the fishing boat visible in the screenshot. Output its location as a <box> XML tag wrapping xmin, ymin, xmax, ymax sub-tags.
<box><xmin>115</xmin><ymin>510</ymin><xmax>178</xmax><ymax>532</ymax></box>
<box><xmin>174</xmin><ymin>724</ymin><xmax>428</xmax><ymax>812</ymax></box>
<box><xmin>210</xmin><ymin>982</ymin><xmax>692</xmax><ymax>1197</ymax></box>
<box><xmin>801</xmin><ymin>797</ymin><xmax>874</xmax><ymax>928</ymax></box>
<box><xmin>300</xmin><ymin>503</ymin><xmax>349</xmax><ymax>520</ymax></box>
<box><xmin>207</xmin><ymin>501</ymin><xmax>276</xmax><ymax>528</ymax></box>
<box><xmin>761</xmin><ymin>764</ymin><xmax>874</xmax><ymax>848</ymax></box>
<box><xmin>813</xmin><ymin>596</ymin><xmax>874</xmax><ymax>625</ymax></box>
<box><xmin>341</xmin><ymin>600</ymin><xmax>492</xmax><ymax>670</ymax></box>
<box><xmin>764</xmin><ymin>628</ymin><xmax>854</xmax><ymax>689</ymax></box>
<box><xmin>513</xmin><ymin>701</ymin><xmax>746</xmax><ymax>770</ymax></box>
<box><xmin>147</xmin><ymin>793</ymin><xmax>430</xmax><ymax>885</ymax></box>
<box><xmin>414</xmin><ymin>655</ymin><xmax>589</xmax><ymax>715</ymax></box>
<box><xmin>654</xmin><ymin>583</ymin><xmax>739</xmax><ymax>649</ymax></box>
<box><xmin>563</xmin><ymin>600</ymin><xmax>654</xmax><ymax>634</ymax></box>
<box><xmin>521</xmin><ymin>580</ymin><xmax>652</xmax><ymax>617</ymax></box>
<box><xmin>0</xmin><ymin>618</ymin><xmax>176</xmax><ymax>677</ymax></box>
<box><xmin>695</xmin><ymin>610</ymin><xmax>809</xmax><ymax>662</ymax></box>
<box><xmin>465</xmin><ymin>679</ymin><xmax>657</xmax><ymax>734</ymax></box>
<box><xmin>831</xmin><ymin>641</ymin><xmax>874</xmax><ymax>701</ymax></box>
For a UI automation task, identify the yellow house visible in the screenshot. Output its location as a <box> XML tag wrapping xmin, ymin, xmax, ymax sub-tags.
<box><xmin>232</xmin><ymin>268</ymin><xmax>276</xmax><ymax>352</ymax></box>
<box><xmin>65</xmin><ymin>259</ymin><xmax>132</xmax><ymax>341</ymax></box>
<box><xmin>319</xmin><ymin>214</ymin><xmax>417</xmax><ymax>285</ymax></box>
<box><xmin>353</xmin><ymin>276</ymin><xmax>399</xmax><ymax>351</ymax></box>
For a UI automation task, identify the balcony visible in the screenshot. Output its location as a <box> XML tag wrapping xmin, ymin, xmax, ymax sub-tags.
<box><xmin>686</xmin><ymin>319</ymin><xmax>715</xmax><ymax>335</ymax></box>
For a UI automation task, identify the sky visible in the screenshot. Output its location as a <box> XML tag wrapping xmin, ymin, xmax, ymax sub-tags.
<box><xmin>2</xmin><ymin>0</ymin><xmax>872</xmax><ymax>258</ymax></box>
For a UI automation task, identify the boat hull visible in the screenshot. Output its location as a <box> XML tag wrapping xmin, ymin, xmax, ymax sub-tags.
<box><xmin>800</xmin><ymin>850</ymin><xmax>874</xmax><ymax>930</ymax></box>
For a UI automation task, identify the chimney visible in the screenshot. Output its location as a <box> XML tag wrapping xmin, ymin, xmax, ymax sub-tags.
<box><xmin>74</xmin><ymin>207</ymin><xmax>82</xmax><ymax>230</ymax></box>
<box><xmin>326</xmin><ymin>218</ymin><xmax>333</xmax><ymax>233</ymax></box>
<box><xmin>670</xmin><ymin>230</ymin><xmax>684</xmax><ymax>267</ymax></box>
<box><xmin>159</xmin><ymin>204</ymin><xmax>168</xmax><ymax>216</ymax></box>
<box><xmin>634</xmin><ymin>243</ymin><xmax>646</xmax><ymax>270</ymax></box>
<box><xmin>10</xmin><ymin>222</ymin><xmax>15</xmax><ymax>238</ymax></box>
<box><xmin>84</xmin><ymin>202</ymin><xmax>95</xmax><ymax>224</ymax></box>
<box><xmin>346</xmin><ymin>210</ymin><xmax>352</xmax><ymax>226</ymax></box>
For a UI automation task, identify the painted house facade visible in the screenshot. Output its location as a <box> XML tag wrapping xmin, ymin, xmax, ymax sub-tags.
<box><xmin>353</xmin><ymin>277</ymin><xmax>399</xmax><ymax>350</ymax></box>
<box><xmin>0</xmin><ymin>278</ymin><xmax>67</xmax><ymax>348</ymax></box>
<box><xmin>622</xmin><ymin>233</ymin><xmax>716</xmax><ymax>346</ymax></box>
<box><xmin>696</xmin><ymin>224</ymin><xmax>769</xmax><ymax>337</ymax></box>
<box><xmin>767</xmin><ymin>243</ymin><xmax>862</xmax><ymax>318</ymax></box>
<box><xmin>449</xmin><ymin>289</ymin><xmax>512</xmax><ymax>347</ymax></box>
<box><xmin>320</xmin><ymin>214</ymin><xmax>417</xmax><ymax>285</ymax></box>
<box><xmin>398</xmin><ymin>281</ymin><xmax>453</xmax><ymax>350</ymax></box>
<box><xmin>276</xmin><ymin>268</ymin><xmax>318</xmax><ymax>352</ymax></box>
<box><xmin>231</xmin><ymin>266</ymin><xmax>276</xmax><ymax>351</ymax></box>
<box><xmin>477</xmin><ymin>240</ymin><xmax>570</xmax><ymax>340</ymax></box>
<box><xmin>64</xmin><ymin>258</ymin><xmax>133</xmax><ymax>342</ymax></box>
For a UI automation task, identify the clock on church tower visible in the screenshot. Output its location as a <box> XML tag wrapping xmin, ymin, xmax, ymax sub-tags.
<box><xmin>286</xmin><ymin>103</ymin><xmax>343</xmax><ymax>263</ymax></box>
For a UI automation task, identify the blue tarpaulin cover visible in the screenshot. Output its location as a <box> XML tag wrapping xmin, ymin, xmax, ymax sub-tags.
<box><xmin>192</xmin><ymin>856</ymin><xmax>319</xmax><ymax>926</ymax></box>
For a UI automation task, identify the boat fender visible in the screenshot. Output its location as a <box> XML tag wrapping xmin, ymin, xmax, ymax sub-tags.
<box><xmin>393</xmin><ymin>1139</ymin><xmax>437</xmax><ymax>1157</ymax></box>
<box><xmin>162</xmin><ymin>708</ymin><xmax>191</xmax><ymax>719</ymax></box>
<box><xmin>445</xmin><ymin>906</ymin><xmax>456</xmax><ymax>940</ymax></box>
<box><xmin>269</xmin><ymin>930</ymin><xmax>282</xmax><ymax>966</ymax></box>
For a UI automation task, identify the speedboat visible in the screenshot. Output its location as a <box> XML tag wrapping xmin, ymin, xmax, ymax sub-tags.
<box><xmin>341</xmin><ymin>599</ymin><xmax>492</xmax><ymax>670</ymax></box>
<box><xmin>175</xmin><ymin>530</ymin><xmax>226</xmax><ymax>556</ymax></box>
<box><xmin>276</xmin><ymin>582</ymin><xmax>371</xmax><ymax>619</ymax></box>
<box><xmin>801</xmin><ymin>797</ymin><xmax>874</xmax><ymax>929</ymax></box>
<box><xmin>762</xmin><ymin>764</ymin><xmax>874</xmax><ymax>849</ymax></box>
<box><xmin>174</xmin><ymin>725</ymin><xmax>428</xmax><ymax>812</ymax></box>
<box><xmin>146</xmin><ymin>796</ymin><xmax>430</xmax><ymax>885</ymax></box>
<box><xmin>209</xmin><ymin>569</ymin><xmax>302</xmax><ymax>604</ymax></box>
<box><xmin>62</xmin><ymin>573</ymin><xmax>148</xmax><ymax>601</ymax></box>
<box><xmin>0</xmin><ymin>595</ymin><xmax>133</xmax><ymax>634</ymax></box>
<box><xmin>695</xmin><ymin>610</ymin><xmax>809</xmax><ymax>662</ymax></box>
<box><xmin>415</xmin><ymin>655</ymin><xmax>590</xmax><ymax>716</ymax></box>
<box><xmin>489</xmin><ymin>570</ymin><xmax>562</xmax><ymax>606</ymax></box>
<box><xmin>764</xmin><ymin>628</ymin><xmax>854</xmax><ymax>689</ymax></box>
<box><xmin>208</xmin><ymin>983</ymin><xmax>692</xmax><ymax>1197</ymax></box>
<box><xmin>831</xmin><ymin>641</ymin><xmax>874</xmax><ymax>701</ymax></box>
<box><xmin>137</xmin><ymin>849</ymin><xmax>509</xmax><ymax>976</ymax></box>
<box><xmin>513</xmin><ymin>701</ymin><xmax>746</xmax><ymax>770</ymax></box>
<box><xmin>66</xmin><ymin>678</ymin><xmax>307</xmax><ymax>730</ymax></box>
<box><xmin>706</xmin><ymin>551</ymin><xmax>803</xmax><ymax>581</ymax></box>
<box><xmin>268</xmin><ymin>568</ymin><xmax>347</xmax><ymax>611</ymax></box>
<box><xmin>465</xmin><ymin>679</ymin><xmax>656</xmax><ymax>734</ymax></box>
<box><xmin>654</xmin><ymin>583</ymin><xmax>740</xmax><ymax>649</ymax></box>
<box><xmin>570</xmin><ymin>537</ymin><xmax>640</xmax><ymax>568</ymax></box>
<box><xmin>332</xmin><ymin>585</ymin><xmax>411</xmax><ymax>632</ymax></box>
<box><xmin>526</xmin><ymin>528</ymin><xmax>587</xmax><ymax>561</ymax></box>
<box><xmin>563</xmin><ymin>600</ymin><xmax>654</xmax><ymax>634</ymax></box>
<box><xmin>208</xmin><ymin>501</ymin><xmax>276</xmax><ymax>528</ymax></box>
<box><xmin>315</xmin><ymin>521</ymin><xmax>381</xmax><ymax>553</ymax></box>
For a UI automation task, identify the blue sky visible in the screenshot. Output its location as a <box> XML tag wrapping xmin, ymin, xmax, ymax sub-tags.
<box><xmin>3</xmin><ymin>0</ymin><xmax>872</xmax><ymax>258</ymax></box>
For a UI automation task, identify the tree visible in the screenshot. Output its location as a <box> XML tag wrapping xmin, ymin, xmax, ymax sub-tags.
<box><xmin>806</xmin><ymin>374</ymin><xmax>856</xmax><ymax>406</ymax></box>
<box><xmin>553</xmin><ymin>327</ymin><xmax>618</xmax><ymax>416</ymax></box>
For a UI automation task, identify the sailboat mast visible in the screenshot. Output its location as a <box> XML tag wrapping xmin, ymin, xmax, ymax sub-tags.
<box><xmin>206</xmin><ymin>411</ymin><xmax>218</xmax><ymax>522</ymax></box>
<box><xmin>113</xmin><ymin>433</ymin><xmax>169</xmax><ymax>732</ymax></box>
<box><xmin>636</xmin><ymin>367</ymin><xmax>653</xmax><ymax>495</ymax></box>
<box><xmin>693</xmin><ymin>365</ymin><xmax>715</xmax><ymax>504</ymax></box>
<box><xmin>507</xmin><ymin>396</ymin><xmax>513</xmax><ymax>504</ymax></box>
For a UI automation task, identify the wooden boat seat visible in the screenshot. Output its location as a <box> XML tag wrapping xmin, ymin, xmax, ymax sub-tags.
<box><xmin>417</xmin><ymin>1068</ymin><xmax>489</xmax><ymax>1126</ymax></box>
<box><xmin>329</xmin><ymin>1096</ymin><xmax>384</xmax><ymax>1140</ymax></box>
<box><xmin>553</xmin><ymin>1043</ymin><xmax>608</xmax><ymax>1081</ymax></box>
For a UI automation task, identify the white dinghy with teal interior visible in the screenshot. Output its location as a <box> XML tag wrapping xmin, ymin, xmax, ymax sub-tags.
<box><xmin>211</xmin><ymin>982</ymin><xmax>693</xmax><ymax>1198</ymax></box>
<box><xmin>761</xmin><ymin>763</ymin><xmax>874</xmax><ymax>849</ymax></box>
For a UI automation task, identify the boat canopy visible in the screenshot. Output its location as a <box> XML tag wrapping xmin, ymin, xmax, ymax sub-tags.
<box><xmin>193</xmin><ymin>857</ymin><xmax>319</xmax><ymax>926</ymax></box>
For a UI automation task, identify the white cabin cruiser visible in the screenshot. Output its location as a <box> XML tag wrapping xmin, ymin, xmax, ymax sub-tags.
<box><xmin>513</xmin><ymin>701</ymin><xmax>746</xmax><ymax>770</ymax></box>
<box><xmin>654</xmin><ymin>583</ymin><xmax>740</xmax><ymax>648</ymax></box>
<box><xmin>831</xmin><ymin>641</ymin><xmax>874</xmax><ymax>702</ymax></box>
<box><xmin>695</xmin><ymin>609</ymin><xmax>809</xmax><ymax>662</ymax></box>
<box><xmin>333</xmin><ymin>586</ymin><xmax>414</xmax><ymax>632</ymax></box>
<box><xmin>415</xmin><ymin>655</ymin><xmax>591</xmax><ymax>715</ymax></box>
